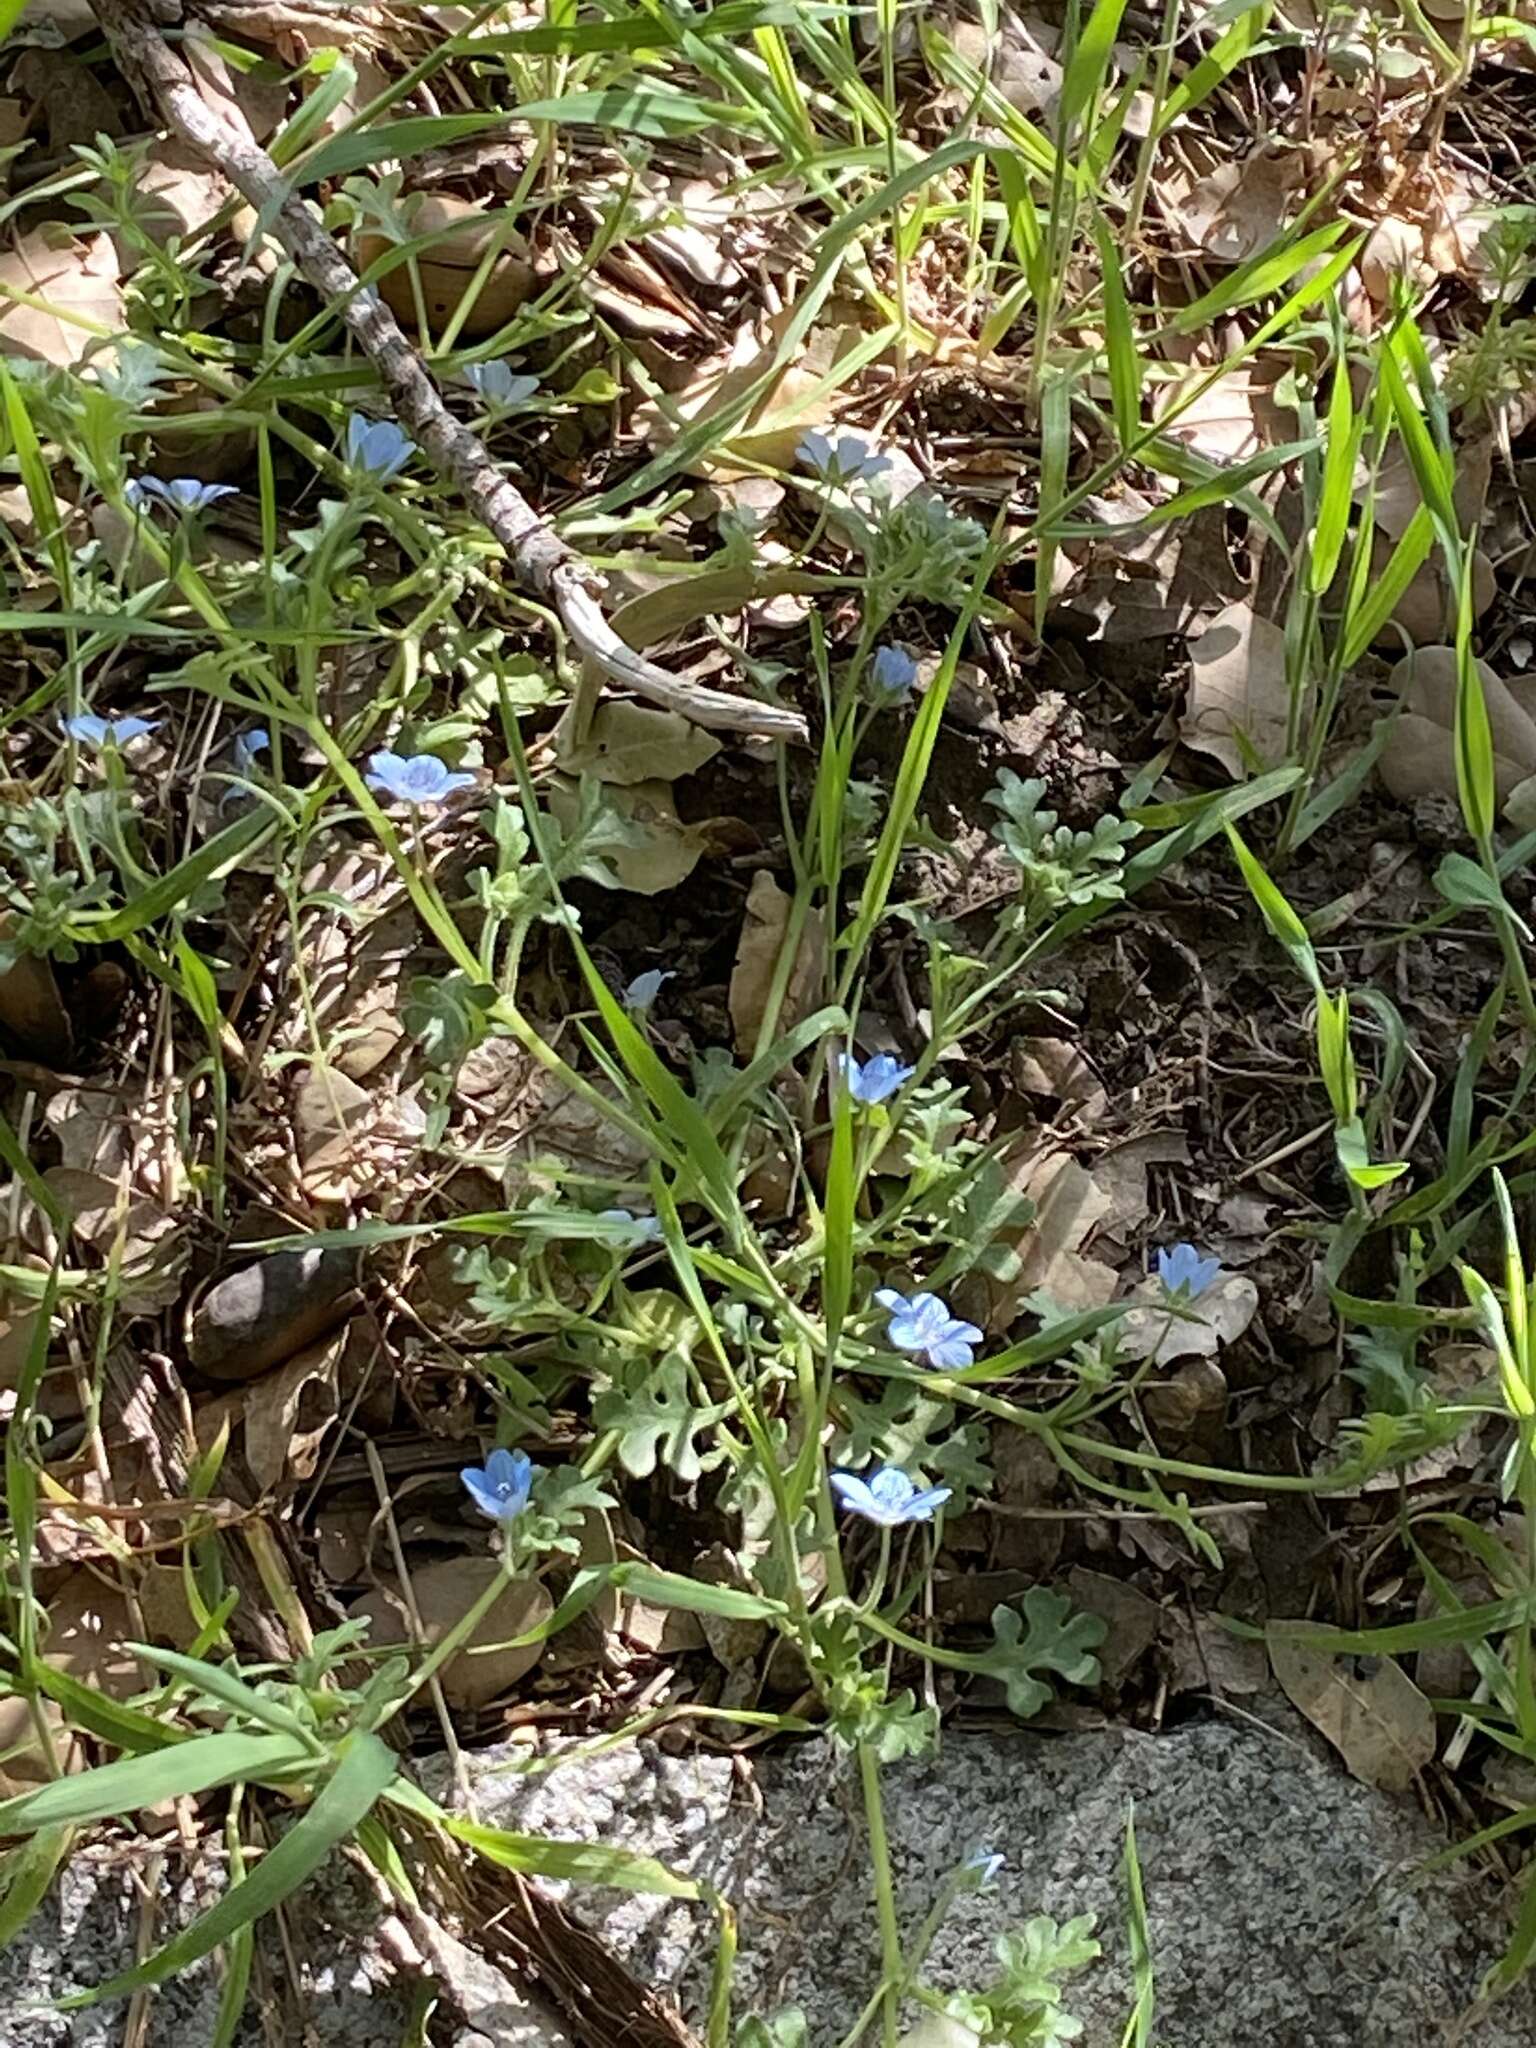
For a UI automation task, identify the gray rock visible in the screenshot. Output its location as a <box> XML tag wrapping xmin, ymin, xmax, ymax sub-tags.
<box><xmin>187</xmin><ymin>1245</ymin><xmax>359</xmax><ymax>1381</ymax></box>
<box><xmin>0</xmin><ymin>1844</ymin><xmax>409</xmax><ymax>2048</ymax></box>
<box><xmin>438</xmin><ymin>1721</ymin><xmax>1536</xmax><ymax>2048</ymax></box>
<box><xmin>8</xmin><ymin>1721</ymin><xmax>1535</xmax><ymax>2047</ymax></box>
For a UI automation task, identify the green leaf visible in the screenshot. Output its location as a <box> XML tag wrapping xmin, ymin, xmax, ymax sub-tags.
<box><xmin>977</xmin><ymin>1589</ymin><xmax>1106</xmax><ymax>1720</ymax></box>
<box><xmin>1098</xmin><ymin>220</ymin><xmax>1141</xmax><ymax>449</ymax></box>
<box><xmin>123</xmin><ymin>1645</ymin><xmax>318</xmax><ymax>1742</ymax></box>
<box><xmin>1434</xmin><ymin>852</ymin><xmax>1528</xmax><ymax>931</ymax></box>
<box><xmin>591</xmin><ymin>1352</ymin><xmax>729</xmax><ymax>1482</ymax></box>
<box><xmin>1153</xmin><ymin>0</ymin><xmax>1273</xmax><ymax>134</ymax></box>
<box><xmin>0</xmin><ymin>1824</ymin><xmax>72</xmax><ymax>1948</ymax></box>
<box><xmin>1340</xmin><ymin>504</ymin><xmax>1434</xmax><ymax>668</ymax></box>
<box><xmin>60</xmin><ymin>1733</ymin><xmax>399</xmax><ymax>2008</ymax></box>
<box><xmin>75</xmin><ymin>806</ymin><xmax>272</xmax><ymax>943</ymax></box>
<box><xmin>443</xmin><ymin>1815</ymin><xmax>701</xmax><ymax>1896</ymax></box>
<box><xmin>610</xmin><ymin>1563</ymin><xmax>786</xmax><ymax>1621</ymax></box>
<box><xmin>1455</xmin><ymin>610</ymin><xmax>1498</xmax><ymax>844</ymax></box>
<box><xmin>514</xmin><ymin>85</ymin><xmax>754</xmax><ymax>136</ymax></box>
<box><xmin>0</xmin><ymin>1730</ymin><xmax>311</xmax><ymax>1837</ymax></box>
<box><xmin>1224</xmin><ymin>824</ymin><xmax>1322</xmax><ymax>992</ymax></box>
<box><xmin>1059</xmin><ymin>0</ymin><xmax>1132</xmax><ymax>134</ymax></box>
<box><xmin>1309</xmin><ymin>352</ymin><xmax>1358</xmax><ymax>595</ymax></box>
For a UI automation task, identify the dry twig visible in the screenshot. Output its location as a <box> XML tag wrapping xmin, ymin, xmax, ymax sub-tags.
<box><xmin>90</xmin><ymin>0</ymin><xmax>809</xmax><ymax>745</ymax></box>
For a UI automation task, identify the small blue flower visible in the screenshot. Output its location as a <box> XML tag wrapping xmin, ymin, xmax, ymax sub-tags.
<box><xmin>346</xmin><ymin>413</ymin><xmax>415</xmax><ymax>480</ymax></box>
<box><xmin>364</xmin><ymin>751</ymin><xmax>476</xmax><ymax>806</ymax></box>
<box><xmin>875</xmin><ymin>1288</ymin><xmax>983</xmax><ymax>1371</ymax></box>
<box><xmin>962</xmin><ymin>1848</ymin><xmax>1004</xmax><ymax>1889</ymax></box>
<box><xmin>830</xmin><ymin>1464</ymin><xmax>953</xmax><ymax>1527</ymax></box>
<box><xmin>870</xmin><ymin>645</ymin><xmax>917</xmax><ymax>699</ymax></box>
<box><xmin>60</xmin><ymin>712</ymin><xmax>158</xmax><ymax>747</ymax></box>
<box><xmin>463</xmin><ymin>362</ymin><xmax>539</xmax><ymax>406</ymax></box>
<box><xmin>623</xmin><ymin>969</ymin><xmax>674</xmax><ymax>1011</ymax></box>
<box><xmin>125</xmin><ymin>476</ymin><xmax>238</xmax><ymax>514</ymax></box>
<box><xmin>461</xmin><ymin>1445</ymin><xmax>536</xmax><ymax>1524</ymax></box>
<box><xmin>841</xmin><ymin>1051</ymin><xmax>914</xmax><ymax>1105</ymax></box>
<box><xmin>232</xmin><ymin>728</ymin><xmax>270</xmax><ymax>776</ymax></box>
<box><xmin>597</xmin><ymin>1208</ymin><xmax>664</xmax><ymax>1245</ymax></box>
<box><xmin>1156</xmin><ymin>1243</ymin><xmax>1222</xmax><ymax>1299</ymax></box>
<box><xmin>796</xmin><ymin>431</ymin><xmax>892</xmax><ymax>484</ymax></box>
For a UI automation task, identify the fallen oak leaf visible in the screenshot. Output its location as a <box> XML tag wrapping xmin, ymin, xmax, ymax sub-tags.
<box><xmin>1180</xmin><ymin>600</ymin><xmax>1292</xmax><ymax>779</ymax></box>
<box><xmin>1267</xmin><ymin>1620</ymin><xmax>1435</xmax><ymax>1790</ymax></box>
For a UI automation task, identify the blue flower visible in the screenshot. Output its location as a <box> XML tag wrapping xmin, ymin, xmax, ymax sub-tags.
<box><xmin>461</xmin><ymin>1446</ymin><xmax>536</xmax><ymax>1524</ymax></box>
<box><xmin>842</xmin><ymin>1051</ymin><xmax>914</xmax><ymax>1105</ymax></box>
<box><xmin>346</xmin><ymin>413</ymin><xmax>415</xmax><ymax>480</ymax></box>
<box><xmin>875</xmin><ymin>1288</ymin><xmax>983</xmax><ymax>1371</ymax></box>
<box><xmin>60</xmin><ymin>712</ymin><xmax>157</xmax><ymax>747</ymax></box>
<box><xmin>623</xmin><ymin>969</ymin><xmax>674</xmax><ymax>1011</ymax></box>
<box><xmin>232</xmin><ymin>728</ymin><xmax>270</xmax><ymax>776</ymax></box>
<box><xmin>597</xmin><ymin>1208</ymin><xmax>664</xmax><ymax>1245</ymax></box>
<box><xmin>830</xmin><ymin>1464</ymin><xmax>953</xmax><ymax>1527</ymax></box>
<box><xmin>870</xmin><ymin>645</ymin><xmax>917</xmax><ymax>699</ymax></box>
<box><xmin>463</xmin><ymin>362</ymin><xmax>539</xmax><ymax>406</ymax></box>
<box><xmin>796</xmin><ymin>431</ymin><xmax>891</xmax><ymax>484</ymax></box>
<box><xmin>962</xmin><ymin>1848</ymin><xmax>1004</xmax><ymax>1889</ymax></box>
<box><xmin>125</xmin><ymin>476</ymin><xmax>238</xmax><ymax>514</ymax></box>
<box><xmin>364</xmin><ymin>751</ymin><xmax>476</xmax><ymax>806</ymax></box>
<box><xmin>1156</xmin><ymin>1243</ymin><xmax>1222</xmax><ymax>1299</ymax></box>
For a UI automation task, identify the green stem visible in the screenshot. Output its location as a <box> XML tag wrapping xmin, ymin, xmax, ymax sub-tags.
<box><xmin>859</xmin><ymin>1740</ymin><xmax>904</xmax><ymax>2048</ymax></box>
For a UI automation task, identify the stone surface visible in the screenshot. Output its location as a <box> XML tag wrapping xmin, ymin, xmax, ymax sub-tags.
<box><xmin>0</xmin><ymin>1847</ymin><xmax>409</xmax><ymax>2047</ymax></box>
<box><xmin>187</xmin><ymin>1245</ymin><xmax>359</xmax><ymax>1381</ymax></box>
<box><xmin>8</xmin><ymin>1720</ymin><xmax>1536</xmax><ymax>2046</ymax></box>
<box><xmin>438</xmin><ymin>1720</ymin><xmax>1536</xmax><ymax>2048</ymax></box>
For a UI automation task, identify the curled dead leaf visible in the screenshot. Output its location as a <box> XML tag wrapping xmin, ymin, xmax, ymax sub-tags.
<box><xmin>244</xmin><ymin>1330</ymin><xmax>343</xmax><ymax>1491</ymax></box>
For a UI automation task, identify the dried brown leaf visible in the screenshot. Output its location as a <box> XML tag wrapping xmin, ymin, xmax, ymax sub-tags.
<box><xmin>1115</xmin><ymin>1272</ymin><xmax>1259</xmax><ymax>1363</ymax></box>
<box><xmin>556</xmin><ymin>700</ymin><xmax>721</xmax><ymax>785</ymax></box>
<box><xmin>1180</xmin><ymin>601</ymin><xmax>1291</xmax><ymax>778</ymax></box>
<box><xmin>1379</xmin><ymin>646</ymin><xmax>1536</xmax><ymax>809</ymax></box>
<box><xmin>0</xmin><ymin>227</ymin><xmax>122</xmax><ymax>370</ymax></box>
<box><xmin>1170</xmin><ymin>148</ymin><xmax>1302</xmax><ymax>263</ymax></box>
<box><xmin>546</xmin><ymin>775</ymin><xmax>709</xmax><ymax>895</ymax></box>
<box><xmin>244</xmin><ymin>1330</ymin><xmax>343</xmax><ymax>1491</ymax></box>
<box><xmin>728</xmin><ymin>870</ymin><xmax>825</xmax><ymax>1056</ymax></box>
<box><xmin>1267</xmin><ymin>1620</ymin><xmax>1435</xmax><ymax>1789</ymax></box>
<box><xmin>350</xmin><ymin>1559</ymin><xmax>550</xmax><ymax>1709</ymax></box>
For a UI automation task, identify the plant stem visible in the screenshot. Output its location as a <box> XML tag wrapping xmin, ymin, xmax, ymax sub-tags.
<box><xmin>859</xmin><ymin>1740</ymin><xmax>904</xmax><ymax>2048</ymax></box>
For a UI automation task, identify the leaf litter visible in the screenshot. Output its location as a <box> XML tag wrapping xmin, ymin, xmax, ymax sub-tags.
<box><xmin>4</xmin><ymin>0</ymin><xmax>1536</xmax><ymax>2029</ymax></box>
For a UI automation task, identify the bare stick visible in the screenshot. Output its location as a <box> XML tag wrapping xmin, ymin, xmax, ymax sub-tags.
<box><xmin>90</xmin><ymin>0</ymin><xmax>809</xmax><ymax>745</ymax></box>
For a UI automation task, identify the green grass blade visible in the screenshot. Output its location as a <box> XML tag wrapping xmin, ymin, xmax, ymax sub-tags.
<box><xmin>124</xmin><ymin>1645</ymin><xmax>319</xmax><ymax>1743</ymax></box>
<box><xmin>0</xmin><ymin>1824</ymin><xmax>72</xmax><ymax>1948</ymax></box>
<box><xmin>1309</xmin><ymin>351</ymin><xmax>1358</xmax><ymax>595</ymax></box>
<box><xmin>1098</xmin><ymin>220</ymin><xmax>1141</xmax><ymax>449</ymax></box>
<box><xmin>0</xmin><ymin>1731</ymin><xmax>312</xmax><ymax>1836</ymax></box>
<box><xmin>1153</xmin><ymin>0</ymin><xmax>1273</xmax><ymax>134</ymax></box>
<box><xmin>1060</xmin><ymin>0</ymin><xmax>1132</xmax><ymax>134</ymax></box>
<box><xmin>59</xmin><ymin>1733</ymin><xmax>399</xmax><ymax>2008</ymax></box>
<box><xmin>1224</xmin><ymin>824</ymin><xmax>1322</xmax><ymax>992</ymax></box>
